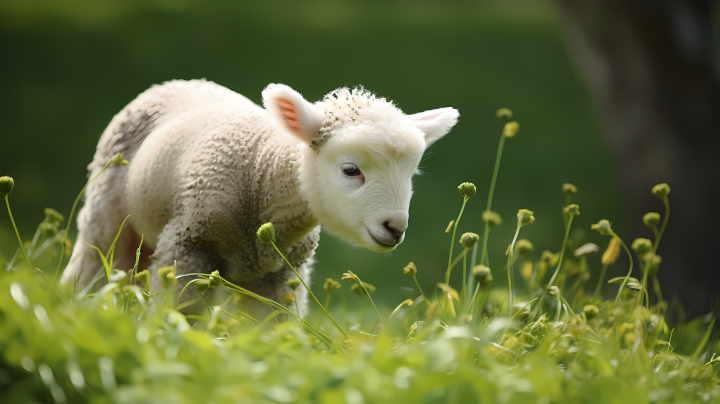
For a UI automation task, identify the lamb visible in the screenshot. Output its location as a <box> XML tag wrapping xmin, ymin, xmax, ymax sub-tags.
<box><xmin>61</xmin><ymin>79</ymin><xmax>459</xmax><ymax>313</ymax></box>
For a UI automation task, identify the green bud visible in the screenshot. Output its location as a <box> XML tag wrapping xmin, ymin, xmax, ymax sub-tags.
<box><xmin>459</xmin><ymin>232</ymin><xmax>480</xmax><ymax>249</ymax></box>
<box><xmin>514</xmin><ymin>239</ymin><xmax>534</xmax><ymax>255</ymax></box>
<box><xmin>496</xmin><ymin>108</ymin><xmax>513</xmax><ymax>122</ymax></box>
<box><xmin>158</xmin><ymin>265</ymin><xmax>177</xmax><ymax>288</ymax></box>
<box><xmin>256</xmin><ymin>223</ymin><xmax>275</xmax><ymax>244</ymax></box>
<box><xmin>351</xmin><ymin>282</ymin><xmax>376</xmax><ymax>297</ymax></box>
<box><xmin>109</xmin><ymin>268</ymin><xmax>128</xmax><ymax>286</ymax></box>
<box><xmin>281</xmin><ymin>292</ymin><xmax>295</xmax><ymax>306</ymax></box>
<box><xmin>402</xmin><ymin>262</ymin><xmax>417</xmax><ymax>276</ymax></box>
<box><xmin>458</xmin><ymin>182</ymin><xmax>476</xmax><ymax>199</ymax></box>
<box><xmin>643</xmin><ymin>212</ymin><xmax>661</xmax><ymax>228</ymax></box>
<box><xmin>482</xmin><ymin>210</ymin><xmax>502</xmax><ymax>227</ymax></box>
<box><xmin>44</xmin><ymin>208</ymin><xmax>64</xmax><ymax>224</ymax></box>
<box><xmin>472</xmin><ymin>265</ymin><xmax>493</xmax><ymax>286</ymax></box>
<box><xmin>563</xmin><ymin>183</ymin><xmax>577</xmax><ymax>196</ymax></box>
<box><xmin>503</xmin><ymin>121</ymin><xmax>520</xmax><ymax>138</ymax></box>
<box><xmin>110</xmin><ymin>153</ymin><xmax>128</xmax><ymax>166</ymax></box>
<box><xmin>564</xmin><ymin>204</ymin><xmax>580</xmax><ymax>216</ymax></box>
<box><xmin>208</xmin><ymin>270</ymin><xmax>222</xmax><ymax>287</ymax></box>
<box><xmin>591</xmin><ymin>220</ymin><xmax>612</xmax><ymax>236</ymax></box>
<box><xmin>541</xmin><ymin>250</ymin><xmax>556</xmax><ymax>264</ymax></box>
<box><xmin>517</xmin><ymin>209</ymin><xmax>535</xmax><ymax>226</ymax></box>
<box><xmin>631</xmin><ymin>238</ymin><xmax>653</xmax><ymax>255</ymax></box>
<box><xmin>511</xmin><ymin>302</ymin><xmax>531</xmax><ymax>321</ymax></box>
<box><xmin>323</xmin><ymin>278</ymin><xmax>341</xmax><ymax>293</ymax></box>
<box><xmin>286</xmin><ymin>278</ymin><xmax>301</xmax><ymax>291</ymax></box>
<box><xmin>0</xmin><ymin>176</ymin><xmax>14</xmax><ymax>196</ymax></box>
<box><xmin>135</xmin><ymin>270</ymin><xmax>150</xmax><ymax>291</ymax></box>
<box><xmin>549</xmin><ymin>286</ymin><xmax>559</xmax><ymax>296</ymax></box>
<box><xmin>583</xmin><ymin>304</ymin><xmax>599</xmax><ymax>320</ymax></box>
<box><xmin>651</xmin><ymin>183</ymin><xmax>670</xmax><ymax>199</ymax></box>
<box><xmin>341</xmin><ymin>271</ymin><xmax>356</xmax><ymax>282</ymax></box>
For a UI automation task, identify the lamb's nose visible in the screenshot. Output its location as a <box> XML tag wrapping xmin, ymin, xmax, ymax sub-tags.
<box><xmin>383</xmin><ymin>221</ymin><xmax>404</xmax><ymax>237</ymax></box>
<box><xmin>381</xmin><ymin>213</ymin><xmax>408</xmax><ymax>245</ymax></box>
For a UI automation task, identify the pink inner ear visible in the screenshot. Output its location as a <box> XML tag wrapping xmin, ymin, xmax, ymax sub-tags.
<box><xmin>277</xmin><ymin>98</ymin><xmax>301</xmax><ymax>131</ymax></box>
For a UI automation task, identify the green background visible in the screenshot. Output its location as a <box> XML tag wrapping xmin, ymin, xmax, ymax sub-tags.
<box><xmin>0</xmin><ymin>0</ymin><xmax>626</xmax><ymax>304</ymax></box>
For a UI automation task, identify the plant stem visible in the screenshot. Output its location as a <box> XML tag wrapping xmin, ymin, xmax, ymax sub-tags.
<box><xmin>271</xmin><ymin>242</ymin><xmax>348</xmax><ymax>338</ymax></box>
<box><xmin>533</xmin><ymin>214</ymin><xmax>575</xmax><ymax>319</ymax></box>
<box><xmin>608</xmin><ymin>231</ymin><xmax>633</xmax><ymax>305</ymax></box>
<box><xmin>446</xmin><ymin>197</ymin><xmax>468</xmax><ymax>282</ymax></box>
<box><xmin>652</xmin><ymin>275</ymin><xmax>664</xmax><ymax>304</ymax></box>
<box><xmin>593</xmin><ymin>264</ymin><xmax>609</xmax><ymax>301</ymax></box>
<box><xmin>506</xmin><ymin>222</ymin><xmax>522</xmax><ymax>315</ymax></box>
<box><xmin>317</xmin><ymin>293</ymin><xmax>332</xmax><ymax>327</ymax></box>
<box><xmin>4</xmin><ymin>195</ymin><xmax>32</xmax><ymax>270</ymax></box>
<box><xmin>445</xmin><ymin>248</ymin><xmax>470</xmax><ymax>285</ymax></box>
<box><xmin>412</xmin><ymin>275</ymin><xmax>431</xmax><ymax>308</ymax></box>
<box><xmin>355</xmin><ymin>274</ymin><xmax>392</xmax><ymax>337</ymax></box>
<box><xmin>653</xmin><ymin>197</ymin><xmax>670</xmax><ymax>253</ymax></box>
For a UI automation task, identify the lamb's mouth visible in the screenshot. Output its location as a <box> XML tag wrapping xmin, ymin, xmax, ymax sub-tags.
<box><xmin>366</xmin><ymin>228</ymin><xmax>397</xmax><ymax>250</ymax></box>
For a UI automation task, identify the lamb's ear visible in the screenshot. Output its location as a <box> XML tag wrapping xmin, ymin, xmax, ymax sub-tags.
<box><xmin>263</xmin><ymin>84</ymin><xmax>325</xmax><ymax>142</ymax></box>
<box><xmin>407</xmin><ymin>107</ymin><xmax>459</xmax><ymax>147</ymax></box>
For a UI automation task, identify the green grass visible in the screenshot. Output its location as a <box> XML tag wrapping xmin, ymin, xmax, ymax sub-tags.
<box><xmin>1</xmin><ymin>112</ymin><xmax>719</xmax><ymax>403</ymax></box>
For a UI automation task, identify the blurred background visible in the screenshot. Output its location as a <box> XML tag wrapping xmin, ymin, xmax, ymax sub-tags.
<box><xmin>1</xmin><ymin>0</ymin><xmax>717</xmax><ymax>312</ymax></box>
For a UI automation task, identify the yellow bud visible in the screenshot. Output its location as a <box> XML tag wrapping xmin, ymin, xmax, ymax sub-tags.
<box><xmin>402</xmin><ymin>262</ymin><xmax>417</xmax><ymax>276</ymax></box>
<box><xmin>323</xmin><ymin>278</ymin><xmax>341</xmax><ymax>293</ymax></box>
<box><xmin>651</xmin><ymin>183</ymin><xmax>670</xmax><ymax>199</ymax></box>
<box><xmin>645</xmin><ymin>254</ymin><xmax>662</xmax><ymax>276</ymax></box>
<box><xmin>482</xmin><ymin>210</ymin><xmax>502</xmax><ymax>227</ymax></box>
<box><xmin>0</xmin><ymin>176</ymin><xmax>14</xmax><ymax>196</ymax></box>
<box><xmin>256</xmin><ymin>222</ymin><xmax>275</xmax><ymax>244</ymax></box>
<box><xmin>521</xmin><ymin>261</ymin><xmax>533</xmax><ymax>280</ymax></box>
<box><xmin>158</xmin><ymin>265</ymin><xmax>177</xmax><ymax>288</ymax></box>
<box><xmin>286</xmin><ymin>278</ymin><xmax>301</xmax><ymax>291</ymax></box>
<box><xmin>642</xmin><ymin>212</ymin><xmax>661</xmax><ymax>228</ymax></box>
<box><xmin>631</xmin><ymin>238</ymin><xmax>653</xmax><ymax>255</ymax></box>
<box><xmin>549</xmin><ymin>286</ymin><xmax>559</xmax><ymax>296</ymax></box>
<box><xmin>445</xmin><ymin>220</ymin><xmax>455</xmax><ymax>233</ymax></box>
<box><xmin>281</xmin><ymin>292</ymin><xmax>295</xmax><ymax>306</ymax></box>
<box><xmin>515</xmin><ymin>239</ymin><xmax>534</xmax><ymax>255</ymax></box>
<box><xmin>563</xmin><ymin>183</ymin><xmax>577</xmax><ymax>196</ymax></box>
<box><xmin>459</xmin><ymin>232</ymin><xmax>480</xmax><ymax>249</ymax></box>
<box><xmin>496</xmin><ymin>108</ymin><xmax>513</xmax><ymax>122</ymax></box>
<box><xmin>517</xmin><ymin>209</ymin><xmax>535</xmax><ymax>226</ymax></box>
<box><xmin>110</xmin><ymin>153</ymin><xmax>128</xmax><ymax>166</ymax></box>
<box><xmin>135</xmin><ymin>269</ymin><xmax>150</xmax><ymax>291</ymax></box>
<box><xmin>458</xmin><ymin>182</ymin><xmax>476</xmax><ymax>199</ymax></box>
<box><xmin>601</xmin><ymin>237</ymin><xmax>621</xmax><ymax>265</ymax></box>
<box><xmin>351</xmin><ymin>282</ymin><xmax>376</xmax><ymax>297</ymax></box>
<box><xmin>341</xmin><ymin>271</ymin><xmax>356</xmax><ymax>282</ymax></box>
<box><xmin>583</xmin><ymin>305</ymin><xmax>599</xmax><ymax>320</ymax></box>
<box><xmin>503</xmin><ymin>121</ymin><xmax>520</xmax><ymax>138</ymax></box>
<box><xmin>564</xmin><ymin>204</ymin><xmax>580</xmax><ymax>216</ymax></box>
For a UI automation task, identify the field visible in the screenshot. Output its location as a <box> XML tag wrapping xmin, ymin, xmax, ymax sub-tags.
<box><xmin>1</xmin><ymin>112</ymin><xmax>719</xmax><ymax>403</ymax></box>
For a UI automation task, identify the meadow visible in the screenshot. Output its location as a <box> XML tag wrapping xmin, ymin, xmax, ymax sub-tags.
<box><xmin>1</xmin><ymin>110</ymin><xmax>718</xmax><ymax>403</ymax></box>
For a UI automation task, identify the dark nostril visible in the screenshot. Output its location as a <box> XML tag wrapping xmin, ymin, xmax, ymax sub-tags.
<box><xmin>383</xmin><ymin>221</ymin><xmax>403</xmax><ymax>237</ymax></box>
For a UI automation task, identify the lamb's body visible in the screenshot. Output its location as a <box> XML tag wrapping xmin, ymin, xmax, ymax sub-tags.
<box><xmin>64</xmin><ymin>80</ymin><xmax>318</xmax><ymax>308</ymax></box>
<box><xmin>63</xmin><ymin>79</ymin><xmax>459</xmax><ymax>313</ymax></box>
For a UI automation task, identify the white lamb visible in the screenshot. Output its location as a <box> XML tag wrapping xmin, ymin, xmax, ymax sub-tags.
<box><xmin>61</xmin><ymin>79</ymin><xmax>459</xmax><ymax>312</ymax></box>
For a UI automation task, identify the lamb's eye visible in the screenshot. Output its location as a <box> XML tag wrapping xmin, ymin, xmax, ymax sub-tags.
<box><xmin>341</xmin><ymin>163</ymin><xmax>361</xmax><ymax>177</ymax></box>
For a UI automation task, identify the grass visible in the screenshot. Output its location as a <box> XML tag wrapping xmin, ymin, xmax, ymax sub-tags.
<box><xmin>1</xmin><ymin>113</ymin><xmax>719</xmax><ymax>404</ymax></box>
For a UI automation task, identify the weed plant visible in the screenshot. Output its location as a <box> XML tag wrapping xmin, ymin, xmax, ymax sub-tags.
<box><xmin>1</xmin><ymin>111</ymin><xmax>719</xmax><ymax>403</ymax></box>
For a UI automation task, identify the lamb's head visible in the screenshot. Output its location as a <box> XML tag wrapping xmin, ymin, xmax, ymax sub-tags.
<box><xmin>263</xmin><ymin>84</ymin><xmax>458</xmax><ymax>253</ymax></box>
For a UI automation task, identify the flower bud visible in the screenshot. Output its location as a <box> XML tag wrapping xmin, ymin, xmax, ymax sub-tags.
<box><xmin>403</xmin><ymin>262</ymin><xmax>417</xmax><ymax>276</ymax></box>
<box><xmin>564</xmin><ymin>204</ymin><xmax>580</xmax><ymax>216</ymax></box>
<box><xmin>445</xmin><ymin>220</ymin><xmax>455</xmax><ymax>233</ymax></box>
<box><xmin>482</xmin><ymin>210</ymin><xmax>502</xmax><ymax>227</ymax></box>
<box><xmin>651</xmin><ymin>183</ymin><xmax>670</xmax><ymax>199</ymax></box>
<box><xmin>517</xmin><ymin>209</ymin><xmax>535</xmax><ymax>226</ymax></box>
<box><xmin>521</xmin><ymin>261</ymin><xmax>533</xmax><ymax>280</ymax></box>
<box><xmin>601</xmin><ymin>237</ymin><xmax>621</xmax><ymax>265</ymax></box>
<box><xmin>503</xmin><ymin>121</ymin><xmax>520</xmax><ymax>138</ymax></box>
<box><xmin>158</xmin><ymin>265</ymin><xmax>177</xmax><ymax>288</ymax></box>
<box><xmin>642</xmin><ymin>212</ymin><xmax>661</xmax><ymax>228</ymax></box>
<box><xmin>208</xmin><ymin>270</ymin><xmax>222</xmax><ymax>287</ymax></box>
<box><xmin>110</xmin><ymin>153</ymin><xmax>128</xmax><ymax>166</ymax></box>
<box><xmin>541</xmin><ymin>250</ymin><xmax>556</xmax><ymax>265</ymax></box>
<box><xmin>44</xmin><ymin>208</ymin><xmax>64</xmax><ymax>224</ymax></box>
<box><xmin>323</xmin><ymin>278</ymin><xmax>341</xmax><ymax>293</ymax></box>
<box><xmin>514</xmin><ymin>239</ymin><xmax>534</xmax><ymax>255</ymax></box>
<box><xmin>472</xmin><ymin>265</ymin><xmax>493</xmax><ymax>287</ymax></box>
<box><xmin>281</xmin><ymin>292</ymin><xmax>295</xmax><ymax>306</ymax></box>
<box><xmin>341</xmin><ymin>271</ymin><xmax>356</xmax><ymax>282</ymax></box>
<box><xmin>286</xmin><ymin>278</ymin><xmax>301</xmax><ymax>291</ymax></box>
<box><xmin>256</xmin><ymin>222</ymin><xmax>275</xmax><ymax>244</ymax></box>
<box><xmin>549</xmin><ymin>286</ymin><xmax>559</xmax><ymax>296</ymax></box>
<box><xmin>458</xmin><ymin>182</ymin><xmax>476</xmax><ymax>199</ymax></box>
<box><xmin>459</xmin><ymin>232</ymin><xmax>480</xmax><ymax>249</ymax></box>
<box><xmin>351</xmin><ymin>282</ymin><xmax>376</xmax><ymax>297</ymax></box>
<box><xmin>135</xmin><ymin>269</ymin><xmax>150</xmax><ymax>291</ymax></box>
<box><xmin>591</xmin><ymin>220</ymin><xmax>612</xmax><ymax>236</ymax></box>
<box><xmin>583</xmin><ymin>304</ymin><xmax>599</xmax><ymax>320</ymax></box>
<box><xmin>645</xmin><ymin>254</ymin><xmax>662</xmax><ymax>276</ymax></box>
<box><xmin>0</xmin><ymin>176</ymin><xmax>14</xmax><ymax>196</ymax></box>
<box><xmin>496</xmin><ymin>108</ymin><xmax>513</xmax><ymax>122</ymax></box>
<box><xmin>563</xmin><ymin>183</ymin><xmax>577</xmax><ymax>196</ymax></box>
<box><xmin>631</xmin><ymin>238</ymin><xmax>653</xmax><ymax>255</ymax></box>
<box><xmin>511</xmin><ymin>302</ymin><xmax>531</xmax><ymax>321</ymax></box>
